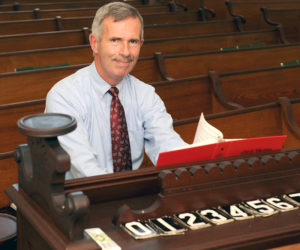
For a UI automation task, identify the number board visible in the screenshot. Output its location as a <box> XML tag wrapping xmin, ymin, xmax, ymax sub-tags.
<box><xmin>121</xmin><ymin>192</ymin><xmax>300</xmax><ymax>239</ymax></box>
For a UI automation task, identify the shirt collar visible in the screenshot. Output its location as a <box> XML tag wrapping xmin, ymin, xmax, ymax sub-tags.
<box><xmin>89</xmin><ymin>61</ymin><xmax>127</xmax><ymax>99</ymax></box>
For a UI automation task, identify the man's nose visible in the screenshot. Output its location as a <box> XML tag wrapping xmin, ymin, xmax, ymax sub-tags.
<box><xmin>120</xmin><ymin>42</ymin><xmax>130</xmax><ymax>57</ymax></box>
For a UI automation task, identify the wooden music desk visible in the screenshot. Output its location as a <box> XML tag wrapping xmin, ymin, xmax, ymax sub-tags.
<box><xmin>5</xmin><ymin>114</ymin><xmax>300</xmax><ymax>250</ymax></box>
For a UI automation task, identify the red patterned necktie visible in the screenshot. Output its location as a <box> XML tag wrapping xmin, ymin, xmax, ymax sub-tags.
<box><xmin>108</xmin><ymin>87</ymin><xmax>132</xmax><ymax>172</ymax></box>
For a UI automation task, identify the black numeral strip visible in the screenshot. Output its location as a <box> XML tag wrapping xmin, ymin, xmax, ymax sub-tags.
<box><xmin>121</xmin><ymin>193</ymin><xmax>300</xmax><ymax>239</ymax></box>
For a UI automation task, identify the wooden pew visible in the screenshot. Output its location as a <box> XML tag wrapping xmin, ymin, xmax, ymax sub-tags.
<box><xmin>0</xmin><ymin>4</ymin><xmax>176</xmax><ymax>21</ymax></box>
<box><xmin>0</xmin><ymin>152</ymin><xmax>17</xmax><ymax>208</ymax></box>
<box><xmin>0</xmin><ymin>100</ymin><xmax>45</xmax><ymax>208</ymax></box>
<box><xmin>2</xmin><ymin>97</ymin><xmax>300</xmax><ymax>208</ymax></box>
<box><xmin>198</xmin><ymin>0</ymin><xmax>229</xmax><ymax>20</ymax></box>
<box><xmin>147</xmin><ymin>65</ymin><xmax>300</xmax><ymax>118</ymax></box>
<box><xmin>175</xmin><ymin>0</ymin><xmax>201</xmax><ymax>10</ymax></box>
<box><xmin>198</xmin><ymin>0</ymin><xmax>300</xmax><ymax>20</ymax></box>
<box><xmin>0</xmin><ymin>19</ymin><xmax>247</xmax><ymax>52</ymax></box>
<box><xmin>0</xmin><ymin>28</ymin><xmax>288</xmax><ymax>73</ymax></box>
<box><xmin>0</xmin><ymin>38</ymin><xmax>295</xmax><ymax>105</ymax></box>
<box><xmin>0</xmin><ymin>0</ymin><xmax>151</xmax><ymax>11</ymax></box>
<box><xmin>224</xmin><ymin>0</ymin><xmax>300</xmax><ymax>31</ymax></box>
<box><xmin>261</xmin><ymin>8</ymin><xmax>300</xmax><ymax>43</ymax></box>
<box><xmin>0</xmin><ymin>25</ymin><xmax>281</xmax><ymax>54</ymax></box>
<box><xmin>1</xmin><ymin>63</ymin><xmax>300</xmax><ymax>154</ymax></box>
<box><xmin>0</xmin><ymin>12</ymin><xmax>232</xmax><ymax>35</ymax></box>
<box><xmin>0</xmin><ymin>1</ymin><xmax>111</xmax><ymax>11</ymax></box>
<box><xmin>144</xmin><ymin>18</ymin><xmax>243</xmax><ymax>39</ymax></box>
<box><xmin>0</xmin><ymin>100</ymin><xmax>45</xmax><ymax>153</ymax></box>
<box><xmin>0</xmin><ymin>0</ymin><xmax>144</xmax><ymax>4</ymax></box>
<box><xmin>0</xmin><ymin>0</ymin><xmax>143</xmax><ymax>3</ymax></box>
<box><xmin>0</xmin><ymin>16</ymin><xmax>93</xmax><ymax>35</ymax></box>
<box><xmin>0</xmin><ymin>28</ymin><xmax>91</xmax><ymax>53</ymax></box>
<box><xmin>208</xmin><ymin>64</ymin><xmax>300</xmax><ymax>112</ymax></box>
<box><xmin>159</xmin><ymin>43</ymin><xmax>300</xmax><ymax>79</ymax></box>
<box><xmin>174</xmin><ymin>97</ymin><xmax>300</xmax><ymax>149</ymax></box>
<box><xmin>0</xmin><ymin>56</ymin><xmax>300</xmax><ymax>152</ymax></box>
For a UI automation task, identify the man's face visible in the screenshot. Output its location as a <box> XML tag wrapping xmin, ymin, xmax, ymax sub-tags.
<box><xmin>90</xmin><ymin>16</ymin><xmax>143</xmax><ymax>85</ymax></box>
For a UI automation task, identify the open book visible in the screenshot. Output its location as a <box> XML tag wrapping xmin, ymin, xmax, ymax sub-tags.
<box><xmin>156</xmin><ymin>113</ymin><xmax>287</xmax><ymax>167</ymax></box>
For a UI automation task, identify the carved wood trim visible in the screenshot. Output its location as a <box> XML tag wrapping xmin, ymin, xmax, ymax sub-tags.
<box><xmin>113</xmin><ymin>150</ymin><xmax>300</xmax><ymax>225</ymax></box>
<box><xmin>225</xmin><ymin>0</ymin><xmax>246</xmax><ymax>23</ymax></box>
<box><xmin>154</xmin><ymin>52</ymin><xmax>174</xmax><ymax>81</ymax></box>
<box><xmin>261</xmin><ymin>7</ymin><xmax>279</xmax><ymax>27</ymax></box>
<box><xmin>15</xmin><ymin>114</ymin><xmax>90</xmax><ymax>240</ymax></box>
<box><xmin>208</xmin><ymin>70</ymin><xmax>244</xmax><ymax>110</ymax></box>
<box><xmin>260</xmin><ymin>7</ymin><xmax>289</xmax><ymax>44</ymax></box>
<box><xmin>275</xmin><ymin>25</ymin><xmax>289</xmax><ymax>44</ymax></box>
<box><xmin>233</xmin><ymin>16</ymin><xmax>243</xmax><ymax>32</ymax></box>
<box><xmin>279</xmin><ymin>97</ymin><xmax>300</xmax><ymax>139</ymax></box>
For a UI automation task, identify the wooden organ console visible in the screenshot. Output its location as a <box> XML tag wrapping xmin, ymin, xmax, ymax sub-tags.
<box><xmin>5</xmin><ymin>114</ymin><xmax>300</xmax><ymax>249</ymax></box>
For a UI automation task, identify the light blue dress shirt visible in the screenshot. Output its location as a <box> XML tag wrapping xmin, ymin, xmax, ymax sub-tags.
<box><xmin>45</xmin><ymin>62</ymin><xmax>188</xmax><ymax>179</ymax></box>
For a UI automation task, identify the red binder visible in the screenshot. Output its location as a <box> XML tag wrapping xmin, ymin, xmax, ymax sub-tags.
<box><xmin>156</xmin><ymin>135</ymin><xmax>287</xmax><ymax>167</ymax></box>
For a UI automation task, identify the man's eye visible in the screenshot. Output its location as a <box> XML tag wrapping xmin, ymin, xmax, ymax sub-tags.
<box><xmin>111</xmin><ymin>38</ymin><xmax>119</xmax><ymax>43</ymax></box>
<box><xmin>129</xmin><ymin>39</ymin><xmax>138</xmax><ymax>44</ymax></box>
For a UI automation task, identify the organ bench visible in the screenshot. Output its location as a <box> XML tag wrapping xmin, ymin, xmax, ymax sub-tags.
<box><xmin>5</xmin><ymin>113</ymin><xmax>300</xmax><ymax>249</ymax></box>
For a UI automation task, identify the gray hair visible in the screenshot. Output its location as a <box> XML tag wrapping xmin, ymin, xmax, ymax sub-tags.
<box><xmin>91</xmin><ymin>2</ymin><xmax>144</xmax><ymax>41</ymax></box>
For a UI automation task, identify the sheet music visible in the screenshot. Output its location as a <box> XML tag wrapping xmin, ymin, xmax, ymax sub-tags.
<box><xmin>193</xmin><ymin>113</ymin><xmax>223</xmax><ymax>144</ymax></box>
<box><xmin>172</xmin><ymin>113</ymin><xmax>224</xmax><ymax>150</ymax></box>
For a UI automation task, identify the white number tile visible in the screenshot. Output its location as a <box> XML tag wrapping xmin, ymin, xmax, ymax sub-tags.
<box><xmin>242</xmin><ymin>199</ymin><xmax>278</xmax><ymax>217</ymax></box>
<box><xmin>263</xmin><ymin>196</ymin><xmax>298</xmax><ymax>212</ymax></box>
<box><xmin>149</xmin><ymin>216</ymin><xmax>187</xmax><ymax>235</ymax></box>
<box><xmin>218</xmin><ymin>204</ymin><xmax>255</xmax><ymax>220</ymax></box>
<box><xmin>196</xmin><ymin>208</ymin><xmax>234</xmax><ymax>225</ymax></box>
<box><xmin>174</xmin><ymin>211</ymin><xmax>212</xmax><ymax>230</ymax></box>
<box><xmin>283</xmin><ymin>193</ymin><xmax>300</xmax><ymax>206</ymax></box>
<box><xmin>121</xmin><ymin>221</ymin><xmax>159</xmax><ymax>239</ymax></box>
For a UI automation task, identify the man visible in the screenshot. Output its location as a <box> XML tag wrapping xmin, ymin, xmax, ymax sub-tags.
<box><xmin>45</xmin><ymin>2</ymin><xmax>187</xmax><ymax>179</ymax></box>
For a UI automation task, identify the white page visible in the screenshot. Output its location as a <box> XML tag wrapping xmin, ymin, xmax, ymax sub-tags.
<box><xmin>172</xmin><ymin>113</ymin><xmax>224</xmax><ymax>151</ymax></box>
<box><xmin>193</xmin><ymin>113</ymin><xmax>223</xmax><ymax>144</ymax></box>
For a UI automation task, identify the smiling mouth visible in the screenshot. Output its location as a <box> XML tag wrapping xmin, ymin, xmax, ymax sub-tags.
<box><xmin>112</xmin><ymin>55</ymin><xmax>134</xmax><ymax>64</ymax></box>
<box><xmin>116</xmin><ymin>60</ymin><xmax>131</xmax><ymax>63</ymax></box>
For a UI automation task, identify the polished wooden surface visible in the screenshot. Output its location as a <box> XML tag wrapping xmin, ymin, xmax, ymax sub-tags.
<box><xmin>6</xmin><ymin>144</ymin><xmax>300</xmax><ymax>249</ymax></box>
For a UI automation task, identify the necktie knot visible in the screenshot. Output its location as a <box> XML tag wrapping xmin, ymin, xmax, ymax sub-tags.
<box><xmin>108</xmin><ymin>87</ymin><xmax>119</xmax><ymax>97</ymax></box>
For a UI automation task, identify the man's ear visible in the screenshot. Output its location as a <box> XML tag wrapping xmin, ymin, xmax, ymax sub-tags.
<box><xmin>140</xmin><ymin>39</ymin><xmax>144</xmax><ymax>47</ymax></box>
<box><xmin>89</xmin><ymin>33</ymin><xmax>98</xmax><ymax>54</ymax></box>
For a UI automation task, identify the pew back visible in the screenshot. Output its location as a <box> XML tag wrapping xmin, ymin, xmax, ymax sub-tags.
<box><xmin>0</xmin><ymin>5</ymin><xmax>174</xmax><ymax>21</ymax></box>
<box><xmin>0</xmin><ymin>11</ymin><xmax>205</xmax><ymax>35</ymax></box>
<box><xmin>215</xmin><ymin>65</ymin><xmax>300</xmax><ymax>109</ymax></box>
<box><xmin>174</xmin><ymin>98</ymin><xmax>300</xmax><ymax>149</ymax></box>
<box><xmin>225</xmin><ymin>0</ymin><xmax>300</xmax><ymax>31</ymax></box>
<box><xmin>2</xmin><ymin>64</ymin><xmax>300</xmax><ymax>154</ymax></box>
<box><xmin>262</xmin><ymin>8</ymin><xmax>300</xmax><ymax>42</ymax></box>
<box><xmin>0</xmin><ymin>30</ymin><xmax>280</xmax><ymax>72</ymax></box>
<box><xmin>0</xmin><ymin>20</ymin><xmax>245</xmax><ymax>52</ymax></box>
<box><xmin>163</xmin><ymin>43</ymin><xmax>300</xmax><ymax>79</ymax></box>
<box><xmin>1</xmin><ymin>41</ymin><xmax>297</xmax><ymax>106</ymax></box>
